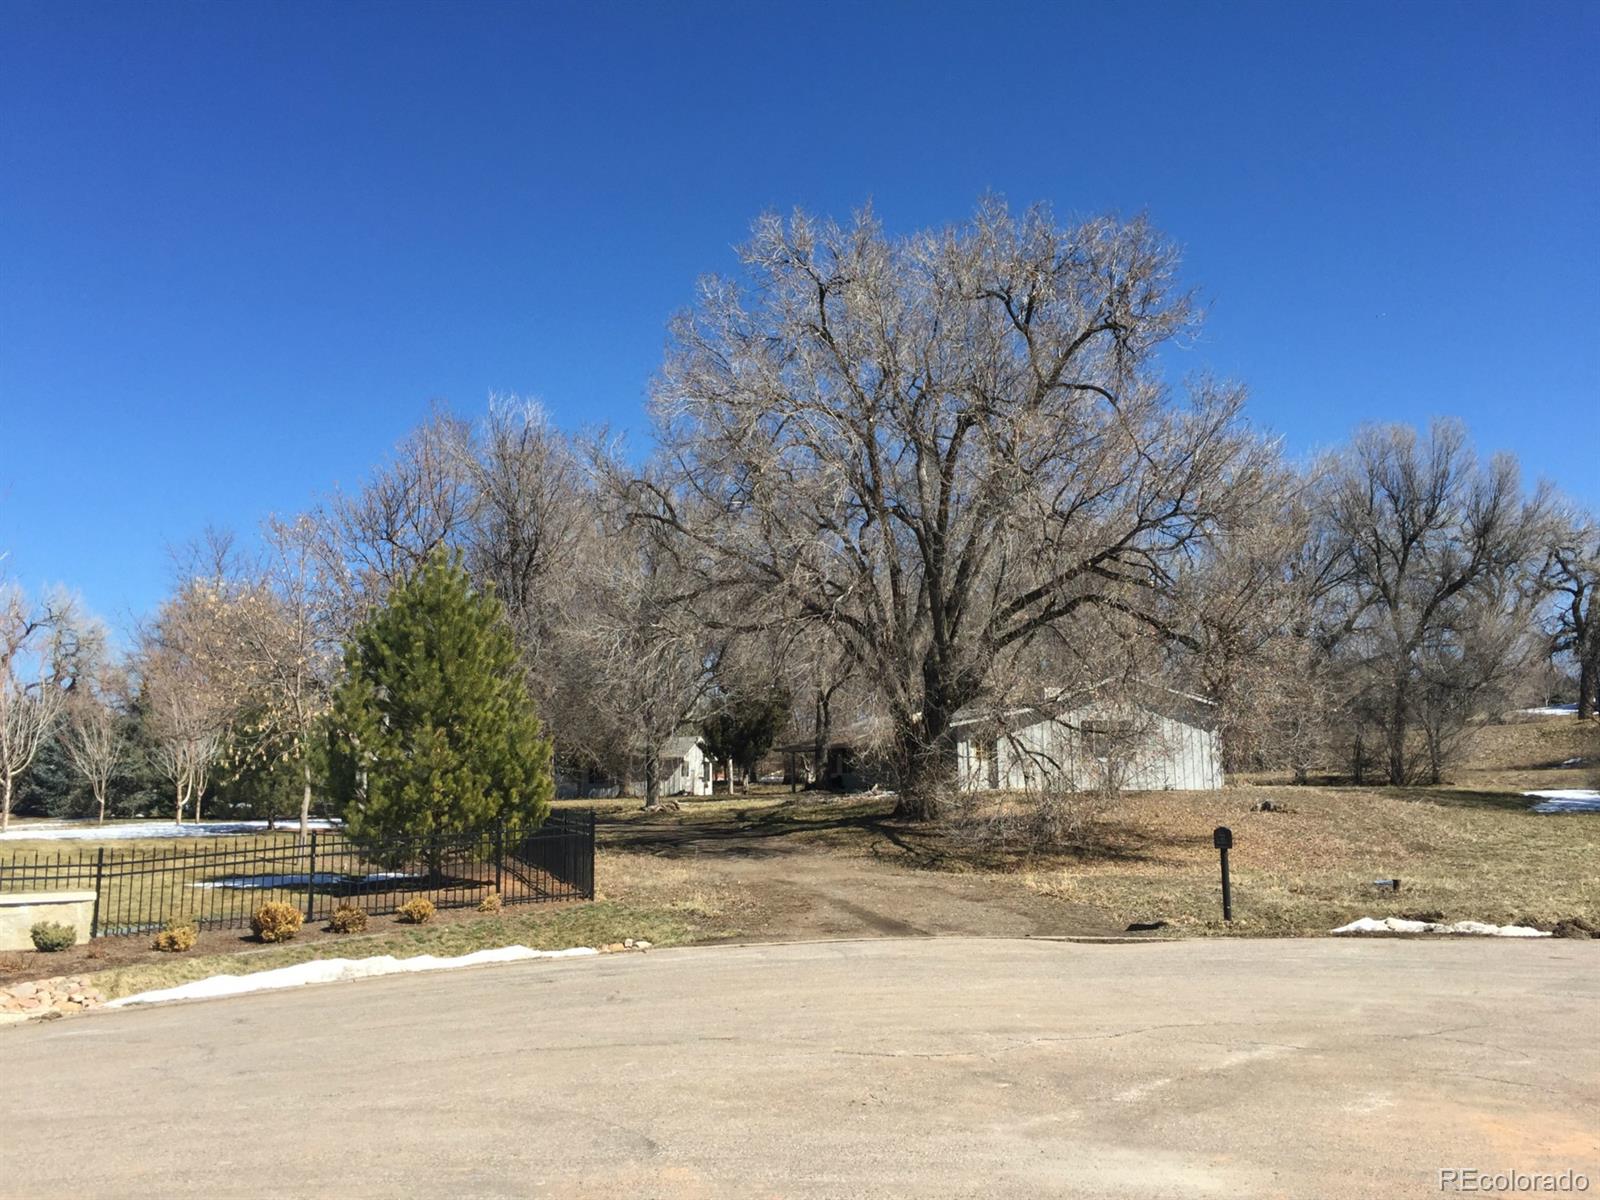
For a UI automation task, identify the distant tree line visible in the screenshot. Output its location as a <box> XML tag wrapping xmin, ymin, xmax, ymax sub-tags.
<box><xmin>3</xmin><ymin>200</ymin><xmax>1596</xmax><ymax>831</ymax></box>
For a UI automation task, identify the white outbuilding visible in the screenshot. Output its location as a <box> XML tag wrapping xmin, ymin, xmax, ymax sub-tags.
<box><xmin>953</xmin><ymin>683</ymin><xmax>1224</xmax><ymax>793</ymax></box>
<box><xmin>656</xmin><ymin>734</ymin><xmax>714</xmax><ymax>797</ymax></box>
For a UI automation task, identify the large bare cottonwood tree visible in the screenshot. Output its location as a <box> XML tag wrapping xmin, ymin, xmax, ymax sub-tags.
<box><xmin>644</xmin><ymin>201</ymin><xmax>1270</xmax><ymax>817</ymax></box>
<box><xmin>1545</xmin><ymin>508</ymin><xmax>1600</xmax><ymax>718</ymax></box>
<box><xmin>1328</xmin><ymin>421</ymin><xmax>1553</xmax><ymax>784</ymax></box>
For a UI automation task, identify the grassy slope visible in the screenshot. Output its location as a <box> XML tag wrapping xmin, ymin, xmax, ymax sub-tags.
<box><xmin>1012</xmin><ymin>785</ymin><xmax>1599</xmax><ymax>935</ymax></box>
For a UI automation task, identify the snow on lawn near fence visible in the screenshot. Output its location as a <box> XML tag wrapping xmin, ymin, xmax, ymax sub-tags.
<box><xmin>1519</xmin><ymin>703</ymin><xmax>1579</xmax><ymax>716</ymax></box>
<box><xmin>105</xmin><ymin>945</ymin><xmax>600</xmax><ymax>1007</ymax></box>
<box><xmin>0</xmin><ymin>819</ymin><xmax>342</xmax><ymax>841</ymax></box>
<box><xmin>1523</xmin><ymin>789</ymin><xmax>1600</xmax><ymax>814</ymax></box>
<box><xmin>189</xmin><ymin>871</ymin><xmax>422</xmax><ymax>890</ymax></box>
<box><xmin>1333</xmin><ymin>917</ymin><xmax>1551</xmax><ymax>937</ymax></box>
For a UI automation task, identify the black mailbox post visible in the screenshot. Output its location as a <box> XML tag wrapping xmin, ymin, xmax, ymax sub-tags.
<box><xmin>1213</xmin><ymin>826</ymin><xmax>1233</xmax><ymax>921</ymax></box>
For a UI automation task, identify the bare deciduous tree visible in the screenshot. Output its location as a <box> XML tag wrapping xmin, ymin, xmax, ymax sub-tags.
<box><xmin>62</xmin><ymin>672</ymin><xmax>128</xmax><ymax>825</ymax></box>
<box><xmin>1328</xmin><ymin>421</ymin><xmax>1553</xmax><ymax>784</ymax></box>
<box><xmin>0</xmin><ymin>582</ymin><xmax>77</xmax><ymax>832</ymax></box>
<box><xmin>1545</xmin><ymin>508</ymin><xmax>1600</xmax><ymax>718</ymax></box>
<box><xmin>140</xmin><ymin>580</ymin><xmax>236</xmax><ymax>823</ymax></box>
<box><xmin>573</xmin><ymin>476</ymin><xmax>721</xmax><ymax>810</ymax></box>
<box><xmin>311</xmin><ymin>407</ymin><xmax>476</xmax><ymax>629</ymax></box>
<box><xmin>455</xmin><ymin>397</ymin><xmax>590</xmax><ymax>708</ymax></box>
<box><xmin>222</xmin><ymin>516</ymin><xmax>340</xmax><ymax>835</ymax></box>
<box><xmin>644</xmin><ymin>200</ymin><xmax>1271</xmax><ymax>817</ymax></box>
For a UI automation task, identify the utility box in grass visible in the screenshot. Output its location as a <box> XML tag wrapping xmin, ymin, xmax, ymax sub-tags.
<box><xmin>0</xmin><ymin>891</ymin><xmax>96</xmax><ymax>951</ymax></box>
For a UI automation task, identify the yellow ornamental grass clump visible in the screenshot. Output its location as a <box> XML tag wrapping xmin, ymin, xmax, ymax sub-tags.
<box><xmin>152</xmin><ymin>919</ymin><xmax>198</xmax><ymax>953</ymax></box>
<box><xmin>477</xmin><ymin>891</ymin><xmax>502</xmax><ymax>914</ymax></box>
<box><xmin>397</xmin><ymin>897</ymin><xmax>436</xmax><ymax>924</ymax></box>
<box><xmin>328</xmin><ymin>904</ymin><xmax>368</xmax><ymax>934</ymax></box>
<box><xmin>251</xmin><ymin>901</ymin><xmax>304</xmax><ymax>943</ymax></box>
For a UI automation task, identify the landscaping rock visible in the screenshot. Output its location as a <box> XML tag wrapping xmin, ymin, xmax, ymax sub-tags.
<box><xmin>0</xmin><ymin>974</ymin><xmax>106</xmax><ymax>1020</ymax></box>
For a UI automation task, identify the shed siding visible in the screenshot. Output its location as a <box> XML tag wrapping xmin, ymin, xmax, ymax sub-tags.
<box><xmin>957</xmin><ymin>703</ymin><xmax>1222</xmax><ymax>793</ymax></box>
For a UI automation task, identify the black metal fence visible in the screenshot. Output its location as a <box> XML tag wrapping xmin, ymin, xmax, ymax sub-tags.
<box><xmin>0</xmin><ymin>809</ymin><xmax>596</xmax><ymax>939</ymax></box>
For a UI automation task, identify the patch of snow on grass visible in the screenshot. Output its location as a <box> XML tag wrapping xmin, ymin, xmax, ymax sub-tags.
<box><xmin>105</xmin><ymin>945</ymin><xmax>600</xmax><ymax>1007</ymax></box>
<box><xmin>1519</xmin><ymin>704</ymin><xmax>1579</xmax><ymax>716</ymax></box>
<box><xmin>0</xmin><ymin>819</ymin><xmax>341</xmax><ymax>842</ymax></box>
<box><xmin>1333</xmin><ymin>917</ymin><xmax>1551</xmax><ymax>937</ymax></box>
<box><xmin>190</xmin><ymin>871</ymin><xmax>423</xmax><ymax>890</ymax></box>
<box><xmin>1523</xmin><ymin>789</ymin><xmax>1600</xmax><ymax>814</ymax></box>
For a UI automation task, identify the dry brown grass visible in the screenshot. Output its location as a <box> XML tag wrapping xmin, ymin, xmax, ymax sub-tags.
<box><xmin>1012</xmin><ymin>785</ymin><xmax>1600</xmax><ymax>936</ymax></box>
<box><xmin>597</xmin><ymin>850</ymin><xmax>740</xmax><ymax>926</ymax></box>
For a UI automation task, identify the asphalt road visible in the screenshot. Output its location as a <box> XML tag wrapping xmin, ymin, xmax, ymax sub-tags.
<box><xmin>1</xmin><ymin>938</ymin><xmax>1596</xmax><ymax>1198</ymax></box>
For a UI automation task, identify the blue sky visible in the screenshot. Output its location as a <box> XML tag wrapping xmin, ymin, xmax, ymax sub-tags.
<box><xmin>3</xmin><ymin>0</ymin><xmax>1596</xmax><ymax>631</ymax></box>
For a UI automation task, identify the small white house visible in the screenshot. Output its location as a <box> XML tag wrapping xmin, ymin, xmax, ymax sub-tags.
<box><xmin>953</xmin><ymin>684</ymin><xmax>1223</xmax><ymax>793</ymax></box>
<box><xmin>657</xmin><ymin>734</ymin><xmax>714</xmax><ymax>797</ymax></box>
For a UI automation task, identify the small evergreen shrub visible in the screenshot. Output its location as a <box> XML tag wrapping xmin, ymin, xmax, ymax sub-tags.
<box><xmin>477</xmin><ymin>891</ymin><xmax>502</xmax><ymax>914</ymax></box>
<box><xmin>397</xmin><ymin>897</ymin><xmax>436</xmax><ymax>924</ymax></box>
<box><xmin>251</xmin><ymin>901</ymin><xmax>304</xmax><ymax>943</ymax></box>
<box><xmin>29</xmin><ymin>921</ymin><xmax>76</xmax><ymax>952</ymax></box>
<box><xmin>328</xmin><ymin>904</ymin><xmax>368</xmax><ymax>934</ymax></box>
<box><xmin>152</xmin><ymin>919</ymin><xmax>198</xmax><ymax>953</ymax></box>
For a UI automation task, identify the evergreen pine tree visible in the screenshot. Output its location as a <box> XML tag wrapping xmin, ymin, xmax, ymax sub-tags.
<box><xmin>328</xmin><ymin>552</ymin><xmax>553</xmax><ymax>850</ymax></box>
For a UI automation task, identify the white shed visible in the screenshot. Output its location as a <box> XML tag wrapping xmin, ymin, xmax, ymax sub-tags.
<box><xmin>953</xmin><ymin>685</ymin><xmax>1223</xmax><ymax>793</ymax></box>
<box><xmin>658</xmin><ymin>735</ymin><xmax>713</xmax><ymax>797</ymax></box>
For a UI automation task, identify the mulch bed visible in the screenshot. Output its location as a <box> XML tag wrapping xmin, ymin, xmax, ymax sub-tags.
<box><xmin>0</xmin><ymin>900</ymin><xmax>569</xmax><ymax>989</ymax></box>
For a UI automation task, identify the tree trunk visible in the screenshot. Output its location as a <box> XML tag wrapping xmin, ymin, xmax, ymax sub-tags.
<box><xmin>1387</xmin><ymin>672</ymin><xmax>1410</xmax><ymax>786</ymax></box>
<box><xmin>643</xmin><ymin>745</ymin><xmax>661</xmax><ymax>810</ymax></box>
<box><xmin>174</xmin><ymin>778</ymin><xmax>185</xmax><ymax>824</ymax></box>
<box><xmin>300</xmin><ymin>756</ymin><xmax>313</xmax><ymax>837</ymax></box>
<box><xmin>1425</xmin><ymin>725</ymin><xmax>1444</xmax><ymax>786</ymax></box>
<box><xmin>1</xmin><ymin>775</ymin><xmax>11</xmax><ymax>833</ymax></box>
<box><xmin>1580</xmin><ymin>654</ymin><xmax>1597</xmax><ymax>721</ymax></box>
<box><xmin>892</xmin><ymin>710</ymin><xmax>954</xmax><ymax>821</ymax></box>
<box><xmin>811</xmin><ymin>688</ymin><xmax>831</xmax><ymax>789</ymax></box>
<box><xmin>96</xmin><ymin>786</ymin><xmax>106</xmax><ymax>825</ymax></box>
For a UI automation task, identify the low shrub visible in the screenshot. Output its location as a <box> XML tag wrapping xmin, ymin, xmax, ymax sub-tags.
<box><xmin>152</xmin><ymin>919</ymin><xmax>198</xmax><ymax>953</ymax></box>
<box><xmin>29</xmin><ymin>921</ymin><xmax>76</xmax><ymax>953</ymax></box>
<box><xmin>476</xmin><ymin>891</ymin><xmax>502</xmax><ymax>914</ymax></box>
<box><xmin>397</xmin><ymin>897</ymin><xmax>436</xmax><ymax>924</ymax></box>
<box><xmin>251</xmin><ymin>900</ymin><xmax>304</xmax><ymax>943</ymax></box>
<box><xmin>328</xmin><ymin>904</ymin><xmax>368</xmax><ymax>934</ymax></box>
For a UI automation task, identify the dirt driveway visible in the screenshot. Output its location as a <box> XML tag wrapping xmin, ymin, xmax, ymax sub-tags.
<box><xmin>600</xmin><ymin>799</ymin><xmax>1134</xmax><ymax>941</ymax></box>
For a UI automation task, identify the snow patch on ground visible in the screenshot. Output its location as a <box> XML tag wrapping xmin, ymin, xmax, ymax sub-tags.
<box><xmin>0</xmin><ymin>819</ymin><xmax>341</xmax><ymax>842</ymax></box>
<box><xmin>1523</xmin><ymin>789</ymin><xmax>1600</xmax><ymax>814</ymax></box>
<box><xmin>190</xmin><ymin>871</ymin><xmax>421</xmax><ymax>890</ymax></box>
<box><xmin>1333</xmin><ymin>917</ymin><xmax>1551</xmax><ymax>938</ymax></box>
<box><xmin>1519</xmin><ymin>704</ymin><xmax>1579</xmax><ymax>716</ymax></box>
<box><xmin>105</xmin><ymin>945</ymin><xmax>600</xmax><ymax>1007</ymax></box>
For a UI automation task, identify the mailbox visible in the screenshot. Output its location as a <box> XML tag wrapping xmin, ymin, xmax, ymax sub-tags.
<box><xmin>1213</xmin><ymin>826</ymin><xmax>1233</xmax><ymax>850</ymax></box>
